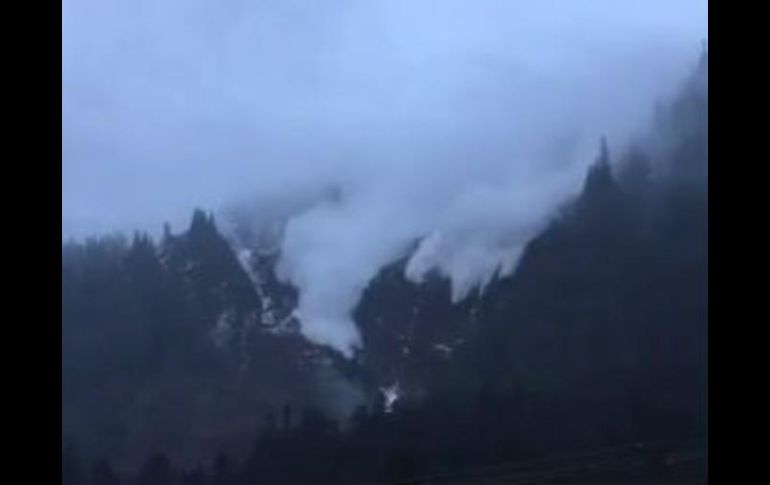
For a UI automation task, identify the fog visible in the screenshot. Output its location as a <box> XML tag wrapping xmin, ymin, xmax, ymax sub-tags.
<box><xmin>62</xmin><ymin>0</ymin><xmax>707</xmax><ymax>355</ymax></box>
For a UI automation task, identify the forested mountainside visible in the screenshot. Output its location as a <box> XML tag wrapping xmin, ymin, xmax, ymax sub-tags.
<box><xmin>62</xmin><ymin>50</ymin><xmax>706</xmax><ymax>484</ymax></box>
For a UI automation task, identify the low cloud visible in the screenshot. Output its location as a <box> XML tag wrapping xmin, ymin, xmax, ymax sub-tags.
<box><xmin>62</xmin><ymin>0</ymin><xmax>707</xmax><ymax>354</ymax></box>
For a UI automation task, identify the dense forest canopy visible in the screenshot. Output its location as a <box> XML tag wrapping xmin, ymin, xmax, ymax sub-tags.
<box><xmin>62</xmin><ymin>49</ymin><xmax>707</xmax><ymax>484</ymax></box>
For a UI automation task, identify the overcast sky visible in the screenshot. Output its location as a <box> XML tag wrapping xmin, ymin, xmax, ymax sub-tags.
<box><xmin>62</xmin><ymin>0</ymin><xmax>707</xmax><ymax>354</ymax></box>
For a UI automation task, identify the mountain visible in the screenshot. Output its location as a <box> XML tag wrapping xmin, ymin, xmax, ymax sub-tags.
<box><xmin>349</xmin><ymin>49</ymin><xmax>707</xmax><ymax>409</ymax></box>
<box><xmin>62</xmin><ymin>49</ymin><xmax>707</xmax><ymax>484</ymax></box>
<box><xmin>62</xmin><ymin>210</ymin><xmax>345</xmax><ymax>473</ymax></box>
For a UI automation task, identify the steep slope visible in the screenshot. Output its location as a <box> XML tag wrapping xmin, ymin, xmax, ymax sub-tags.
<box><xmin>62</xmin><ymin>49</ymin><xmax>707</xmax><ymax>481</ymax></box>
<box><xmin>346</xmin><ymin>50</ymin><xmax>707</xmax><ymax>426</ymax></box>
<box><xmin>62</xmin><ymin>212</ymin><xmax>343</xmax><ymax>472</ymax></box>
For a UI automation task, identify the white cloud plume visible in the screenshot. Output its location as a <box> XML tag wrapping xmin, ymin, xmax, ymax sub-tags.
<box><xmin>62</xmin><ymin>0</ymin><xmax>707</xmax><ymax>354</ymax></box>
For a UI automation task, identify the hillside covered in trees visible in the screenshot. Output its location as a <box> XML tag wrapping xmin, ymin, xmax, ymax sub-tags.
<box><xmin>62</xmin><ymin>50</ymin><xmax>707</xmax><ymax>484</ymax></box>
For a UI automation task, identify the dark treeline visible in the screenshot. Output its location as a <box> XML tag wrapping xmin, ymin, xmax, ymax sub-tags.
<box><xmin>62</xmin><ymin>51</ymin><xmax>707</xmax><ymax>484</ymax></box>
<box><xmin>62</xmin><ymin>209</ymin><xmax>323</xmax><ymax>479</ymax></box>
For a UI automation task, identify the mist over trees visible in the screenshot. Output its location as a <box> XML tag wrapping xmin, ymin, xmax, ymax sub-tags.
<box><xmin>62</xmin><ymin>50</ymin><xmax>707</xmax><ymax>484</ymax></box>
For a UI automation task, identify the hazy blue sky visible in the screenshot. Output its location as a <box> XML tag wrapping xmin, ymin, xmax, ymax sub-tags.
<box><xmin>62</xmin><ymin>0</ymin><xmax>707</xmax><ymax>353</ymax></box>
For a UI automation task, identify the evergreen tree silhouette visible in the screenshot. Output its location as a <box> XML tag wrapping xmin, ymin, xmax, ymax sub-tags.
<box><xmin>62</xmin><ymin>443</ymin><xmax>83</xmax><ymax>485</ymax></box>
<box><xmin>619</xmin><ymin>146</ymin><xmax>652</xmax><ymax>195</ymax></box>
<box><xmin>89</xmin><ymin>459</ymin><xmax>120</xmax><ymax>485</ymax></box>
<box><xmin>138</xmin><ymin>453</ymin><xmax>174</xmax><ymax>485</ymax></box>
<box><xmin>61</xmin><ymin>49</ymin><xmax>707</xmax><ymax>485</ymax></box>
<box><xmin>212</xmin><ymin>452</ymin><xmax>230</xmax><ymax>485</ymax></box>
<box><xmin>281</xmin><ymin>403</ymin><xmax>293</xmax><ymax>430</ymax></box>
